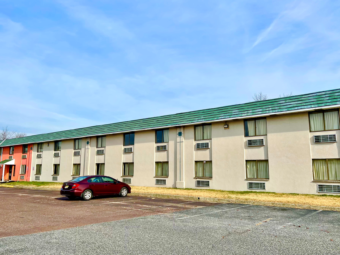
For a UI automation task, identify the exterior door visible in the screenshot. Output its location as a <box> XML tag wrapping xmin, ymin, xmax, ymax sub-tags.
<box><xmin>8</xmin><ymin>166</ymin><xmax>12</xmax><ymax>181</ymax></box>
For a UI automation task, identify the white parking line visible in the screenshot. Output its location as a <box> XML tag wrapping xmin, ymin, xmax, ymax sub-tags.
<box><xmin>177</xmin><ymin>205</ymin><xmax>252</xmax><ymax>220</ymax></box>
<box><xmin>278</xmin><ymin>210</ymin><xmax>322</xmax><ymax>229</ymax></box>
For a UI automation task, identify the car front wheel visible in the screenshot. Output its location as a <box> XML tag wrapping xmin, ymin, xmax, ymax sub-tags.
<box><xmin>119</xmin><ymin>187</ymin><xmax>128</xmax><ymax>197</ymax></box>
<box><xmin>82</xmin><ymin>189</ymin><xmax>93</xmax><ymax>201</ymax></box>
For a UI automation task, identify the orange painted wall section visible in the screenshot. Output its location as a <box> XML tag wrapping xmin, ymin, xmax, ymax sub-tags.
<box><xmin>0</xmin><ymin>145</ymin><xmax>33</xmax><ymax>182</ymax></box>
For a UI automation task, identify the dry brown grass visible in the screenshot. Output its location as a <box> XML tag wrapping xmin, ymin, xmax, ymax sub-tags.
<box><xmin>132</xmin><ymin>186</ymin><xmax>340</xmax><ymax>211</ymax></box>
<box><xmin>2</xmin><ymin>182</ymin><xmax>339</xmax><ymax>211</ymax></box>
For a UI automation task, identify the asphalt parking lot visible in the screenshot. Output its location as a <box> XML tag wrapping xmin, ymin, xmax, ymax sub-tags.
<box><xmin>0</xmin><ymin>188</ymin><xmax>340</xmax><ymax>255</ymax></box>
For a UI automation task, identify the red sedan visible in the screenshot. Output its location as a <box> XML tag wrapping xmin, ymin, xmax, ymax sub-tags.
<box><xmin>60</xmin><ymin>175</ymin><xmax>131</xmax><ymax>201</ymax></box>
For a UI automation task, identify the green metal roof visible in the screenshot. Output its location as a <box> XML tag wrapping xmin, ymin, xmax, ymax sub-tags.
<box><xmin>1</xmin><ymin>88</ymin><xmax>340</xmax><ymax>147</ymax></box>
<box><xmin>0</xmin><ymin>159</ymin><xmax>13</xmax><ymax>164</ymax></box>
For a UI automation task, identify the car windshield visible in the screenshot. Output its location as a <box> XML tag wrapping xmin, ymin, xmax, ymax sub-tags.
<box><xmin>71</xmin><ymin>176</ymin><xmax>87</xmax><ymax>183</ymax></box>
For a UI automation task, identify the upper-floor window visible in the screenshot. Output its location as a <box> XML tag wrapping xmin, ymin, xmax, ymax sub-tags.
<box><xmin>309</xmin><ymin>110</ymin><xmax>339</xmax><ymax>132</ymax></box>
<box><xmin>22</xmin><ymin>145</ymin><xmax>28</xmax><ymax>154</ymax></box>
<box><xmin>195</xmin><ymin>124</ymin><xmax>212</xmax><ymax>141</ymax></box>
<box><xmin>244</xmin><ymin>118</ymin><xmax>267</xmax><ymax>137</ymax></box>
<box><xmin>246</xmin><ymin>160</ymin><xmax>269</xmax><ymax>179</ymax></box>
<box><xmin>9</xmin><ymin>146</ymin><xmax>14</xmax><ymax>155</ymax></box>
<box><xmin>97</xmin><ymin>136</ymin><xmax>106</xmax><ymax>148</ymax></box>
<box><xmin>124</xmin><ymin>133</ymin><xmax>135</xmax><ymax>146</ymax></box>
<box><xmin>156</xmin><ymin>129</ymin><xmax>169</xmax><ymax>143</ymax></box>
<box><xmin>195</xmin><ymin>161</ymin><xmax>212</xmax><ymax>178</ymax></box>
<box><xmin>54</xmin><ymin>141</ymin><xmax>61</xmax><ymax>151</ymax></box>
<box><xmin>37</xmin><ymin>143</ymin><xmax>43</xmax><ymax>153</ymax></box>
<box><xmin>74</xmin><ymin>139</ymin><xmax>82</xmax><ymax>150</ymax></box>
<box><xmin>313</xmin><ymin>159</ymin><xmax>340</xmax><ymax>181</ymax></box>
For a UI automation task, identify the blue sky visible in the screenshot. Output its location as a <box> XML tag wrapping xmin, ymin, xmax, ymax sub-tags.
<box><xmin>0</xmin><ymin>0</ymin><xmax>340</xmax><ymax>135</ymax></box>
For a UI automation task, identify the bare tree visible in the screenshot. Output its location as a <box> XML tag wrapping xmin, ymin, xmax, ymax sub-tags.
<box><xmin>14</xmin><ymin>133</ymin><xmax>26</xmax><ymax>138</ymax></box>
<box><xmin>253</xmin><ymin>92</ymin><xmax>268</xmax><ymax>101</ymax></box>
<box><xmin>279</xmin><ymin>92</ymin><xmax>293</xmax><ymax>98</ymax></box>
<box><xmin>0</xmin><ymin>126</ymin><xmax>26</xmax><ymax>140</ymax></box>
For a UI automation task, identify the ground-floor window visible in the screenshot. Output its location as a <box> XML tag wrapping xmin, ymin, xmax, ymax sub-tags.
<box><xmin>20</xmin><ymin>165</ymin><xmax>26</xmax><ymax>175</ymax></box>
<box><xmin>313</xmin><ymin>159</ymin><xmax>340</xmax><ymax>181</ymax></box>
<box><xmin>36</xmin><ymin>164</ymin><xmax>42</xmax><ymax>175</ymax></box>
<box><xmin>123</xmin><ymin>163</ymin><xmax>134</xmax><ymax>177</ymax></box>
<box><xmin>155</xmin><ymin>162</ymin><xmax>169</xmax><ymax>177</ymax></box>
<box><xmin>195</xmin><ymin>161</ymin><xmax>212</xmax><ymax>178</ymax></box>
<box><xmin>73</xmin><ymin>164</ymin><xmax>80</xmax><ymax>176</ymax></box>
<box><xmin>246</xmin><ymin>160</ymin><xmax>269</xmax><ymax>179</ymax></box>
<box><xmin>53</xmin><ymin>164</ymin><xmax>60</xmax><ymax>176</ymax></box>
<box><xmin>96</xmin><ymin>164</ymin><xmax>105</xmax><ymax>175</ymax></box>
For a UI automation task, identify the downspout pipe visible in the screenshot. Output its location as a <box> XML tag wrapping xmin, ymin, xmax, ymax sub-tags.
<box><xmin>0</xmin><ymin>139</ymin><xmax>7</xmax><ymax>182</ymax></box>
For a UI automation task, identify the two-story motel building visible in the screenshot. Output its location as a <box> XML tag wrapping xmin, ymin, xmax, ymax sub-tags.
<box><xmin>1</xmin><ymin>88</ymin><xmax>340</xmax><ymax>195</ymax></box>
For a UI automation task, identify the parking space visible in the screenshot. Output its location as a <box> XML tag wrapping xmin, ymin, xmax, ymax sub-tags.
<box><xmin>0</xmin><ymin>187</ymin><xmax>217</xmax><ymax>238</ymax></box>
<box><xmin>1</xmin><ymin>187</ymin><xmax>340</xmax><ymax>254</ymax></box>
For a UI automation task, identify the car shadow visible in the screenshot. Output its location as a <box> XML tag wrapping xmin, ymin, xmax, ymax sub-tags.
<box><xmin>55</xmin><ymin>194</ymin><xmax>124</xmax><ymax>201</ymax></box>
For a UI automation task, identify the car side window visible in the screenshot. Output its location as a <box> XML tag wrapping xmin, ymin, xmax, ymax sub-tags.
<box><xmin>88</xmin><ymin>177</ymin><xmax>103</xmax><ymax>183</ymax></box>
<box><xmin>102</xmin><ymin>177</ymin><xmax>115</xmax><ymax>183</ymax></box>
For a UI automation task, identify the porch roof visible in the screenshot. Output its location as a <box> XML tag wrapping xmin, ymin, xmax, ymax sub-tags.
<box><xmin>0</xmin><ymin>159</ymin><xmax>14</xmax><ymax>165</ymax></box>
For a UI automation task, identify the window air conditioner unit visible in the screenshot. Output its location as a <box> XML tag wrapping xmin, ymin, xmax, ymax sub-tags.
<box><xmin>96</xmin><ymin>150</ymin><xmax>105</xmax><ymax>155</ymax></box>
<box><xmin>74</xmin><ymin>151</ymin><xmax>81</xmax><ymax>156</ymax></box>
<box><xmin>247</xmin><ymin>139</ymin><xmax>265</xmax><ymax>147</ymax></box>
<box><xmin>9</xmin><ymin>156</ymin><xmax>13</xmax><ymax>160</ymax></box>
<box><xmin>123</xmin><ymin>178</ymin><xmax>131</xmax><ymax>184</ymax></box>
<box><xmin>54</xmin><ymin>152</ymin><xmax>60</xmax><ymax>157</ymax></box>
<box><xmin>22</xmin><ymin>155</ymin><xmax>27</xmax><ymax>159</ymax></box>
<box><xmin>156</xmin><ymin>145</ymin><xmax>167</xmax><ymax>151</ymax></box>
<box><xmin>318</xmin><ymin>184</ymin><xmax>340</xmax><ymax>193</ymax></box>
<box><xmin>314</xmin><ymin>135</ymin><xmax>336</xmax><ymax>143</ymax></box>
<box><xmin>37</xmin><ymin>154</ymin><xmax>42</xmax><ymax>158</ymax></box>
<box><xmin>124</xmin><ymin>147</ymin><xmax>133</xmax><ymax>153</ymax></box>
<box><xmin>248</xmin><ymin>182</ymin><xmax>265</xmax><ymax>190</ymax></box>
<box><xmin>52</xmin><ymin>176</ymin><xmax>58</xmax><ymax>181</ymax></box>
<box><xmin>155</xmin><ymin>179</ymin><xmax>166</xmax><ymax>185</ymax></box>
<box><xmin>196</xmin><ymin>180</ymin><xmax>210</xmax><ymax>187</ymax></box>
<box><xmin>35</xmin><ymin>176</ymin><xmax>40</xmax><ymax>181</ymax></box>
<box><xmin>196</xmin><ymin>143</ymin><xmax>210</xmax><ymax>149</ymax></box>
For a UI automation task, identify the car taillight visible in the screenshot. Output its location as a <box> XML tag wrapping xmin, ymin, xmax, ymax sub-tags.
<box><xmin>72</xmin><ymin>183</ymin><xmax>80</xmax><ymax>189</ymax></box>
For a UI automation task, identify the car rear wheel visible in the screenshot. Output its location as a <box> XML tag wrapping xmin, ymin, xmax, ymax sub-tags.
<box><xmin>119</xmin><ymin>187</ymin><xmax>128</xmax><ymax>197</ymax></box>
<box><xmin>82</xmin><ymin>189</ymin><xmax>93</xmax><ymax>201</ymax></box>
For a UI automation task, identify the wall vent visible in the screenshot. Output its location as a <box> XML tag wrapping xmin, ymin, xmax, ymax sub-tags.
<box><xmin>96</xmin><ymin>150</ymin><xmax>105</xmax><ymax>155</ymax></box>
<box><xmin>52</xmin><ymin>176</ymin><xmax>58</xmax><ymax>181</ymax></box>
<box><xmin>37</xmin><ymin>154</ymin><xmax>42</xmax><ymax>158</ymax></box>
<box><xmin>196</xmin><ymin>142</ymin><xmax>210</xmax><ymax>149</ymax></box>
<box><xmin>247</xmin><ymin>139</ymin><xmax>265</xmax><ymax>147</ymax></box>
<box><xmin>9</xmin><ymin>156</ymin><xmax>13</xmax><ymax>160</ymax></box>
<box><xmin>156</xmin><ymin>145</ymin><xmax>167</xmax><ymax>151</ymax></box>
<box><xmin>314</xmin><ymin>135</ymin><xmax>336</xmax><ymax>143</ymax></box>
<box><xmin>124</xmin><ymin>147</ymin><xmax>133</xmax><ymax>153</ymax></box>
<box><xmin>156</xmin><ymin>179</ymin><xmax>166</xmax><ymax>185</ymax></box>
<box><xmin>20</xmin><ymin>176</ymin><xmax>25</xmax><ymax>180</ymax></box>
<box><xmin>54</xmin><ymin>152</ymin><xmax>60</xmax><ymax>157</ymax></box>
<box><xmin>318</xmin><ymin>184</ymin><xmax>340</xmax><ymax>193</ymax></box>
<box><xmin>196</xmin><ymin>180</ymin><xmax>210</xmax><ymax>187</ymax></box>
<box><xmin>74</xmin><ymin>151</ymin><xmax>81</xmax><ymax>156</ymax></box>
<box><xmin>22</xmin><ymin>155</ymin><xmax>27</xmax><ymax>159</ymax></box>
<box><xmin>35</xmin><ymin>176</ymin><xmax>40</xmax><ymax>181</ymax></box>
<box><xmin>123</xmin><ymin>178</ymin><xmax>131</xmax><ymax>184</ymax></box>
<box><xmin>248</xmin><ymin>182</ymin><xmax>265</xmax><ymax>190</ymax></box>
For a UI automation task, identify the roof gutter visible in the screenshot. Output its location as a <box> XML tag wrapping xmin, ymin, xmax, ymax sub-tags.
<box><xmin>1</xmin><ymin>104</ymin><xmax>340</xmax><ymax>147</ymax></box>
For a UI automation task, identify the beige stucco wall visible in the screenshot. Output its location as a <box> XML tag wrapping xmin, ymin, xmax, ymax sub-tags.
<box><xmin>31</xmin><ymin>109</ymin><xmax>340</xmax><ymax>194</ymax></box>
<box><xmin>267</xmin><ymin>112</ymin><xmax>315</xmax><ymax>194</ymax></box>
